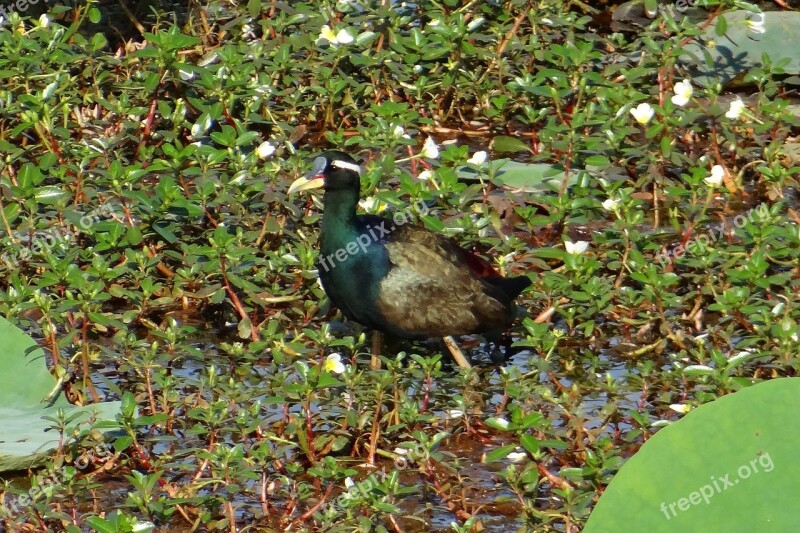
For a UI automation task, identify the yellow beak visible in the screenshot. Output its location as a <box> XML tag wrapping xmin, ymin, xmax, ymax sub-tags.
<box><xmin>287</xmin><ymin>175</ymin><xmax>324</xmax><ymax>195</ymax></box>
<box><xmin>288</xmin><ymin>156</ymin><xmax>328</xmax><ymax>195</ymax></box>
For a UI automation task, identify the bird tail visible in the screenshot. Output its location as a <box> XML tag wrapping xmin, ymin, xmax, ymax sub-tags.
<box><xmin>492</xmin><ymin>275</ymin><xmax>531</xmax><ymax>300</ymax></box>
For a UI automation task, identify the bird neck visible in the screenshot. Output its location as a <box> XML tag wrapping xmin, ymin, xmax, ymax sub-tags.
<box><xmin>321</xmin><ymin>187</ymin><xmax>360</xmax><ymax>244</ymax></box>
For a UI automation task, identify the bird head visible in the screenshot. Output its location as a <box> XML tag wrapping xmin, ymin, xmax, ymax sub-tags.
<box><xmin>287</xmin><ymin>151</ymin><xmax>361</xmax><ymax>194</ymax></box>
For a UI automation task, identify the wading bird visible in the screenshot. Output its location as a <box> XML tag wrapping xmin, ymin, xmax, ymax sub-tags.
<box><xmin>288</xmin><ymin>151</ymin><xmax>530</xmax><ymax>368</ymax></box>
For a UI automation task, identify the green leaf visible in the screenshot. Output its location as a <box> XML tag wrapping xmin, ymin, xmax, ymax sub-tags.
<box><xmin>34</xmin><ymin>186</ymin><xmax>70</xmax><ymax>202</ymax></box>
<box><xmin>126</xmin><ymin>225</ymin><xmax>143</xmax><ymax>246</ymax></box>
<box><xmin>485</xmin><ymin>416</ymin><xmax>512</xmax><ymax>431</ymax></box>
<box><xmin>456</xmin><ymin>159</ymin><xmax>575</xmax><ymax>193</ymax></box>
<box><xmin>485</xmin><ymin>445</ymin><xmax>517</xmax><ymax>462</ymax></box>
<box><xmin>585</xmin><ymin>379</ymin><xmax>800</xmax><ymax>532</ymax></box>
<box><xmin>584</xmin><ymin>155</ymin><xmax>611</xmax><ymax>168</ymax></box>
<box><xmin>91</xmin><ymin>32</ymin><xmax>108</xmax><ymax>52</ymax></box>
<box><xmin>715</xmin><ymin>15</ymin><xmax>728</xmax><ymax>37</ymax></box>
<box><xmin>152</xmin><ymin>221</ymin><xmax>178</xmax><ymax>244</ymax></box>
<box><xmin>88</xmin><ymin>7</ymin><xmax>101</xmax><ymax>24</ymax></box>
<box><xmin>520</xmin><ymin>434</ymin><xmax>540</xmax><ymax>454</ymax></box>
<box><xmin>317</xmin><ymin>372</ymin><xmax>342</xmax><ymax>389</ymax></box>
<box><xmin>0</xmin><ymin>317</ymin><xmax>122</xmax><ymax>472</ymax></box>
<box><xmin>3</xmin><ymin>202</ymin><xmax>20</xmax><ymax>225</ymax></box>
<box><xmin>683</xmin><ymin>365</ymin><xmax>715</xmax><ymax>376</ymax></box>
<box><xmin>114</xmin><ymin>435</ymin><xmax>134</xmax><ymax>452</ymax></box>
<box><xmin>491</xmin><ymin>135</ymin><xmax>533</xmax><ymax>153</ymax></box>
<box><xmin>84</xmin><ymin>516</ymin><xmax>116</xmax><ymax>533</ymax></box>
<box><xmin>238</xmin><ymin>317</ymin><xmax>252</xmax><ymax>339</ymax></box>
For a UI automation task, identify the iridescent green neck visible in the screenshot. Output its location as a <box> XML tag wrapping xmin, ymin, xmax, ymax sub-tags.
<box><xmin>321</xmin><ymin>187</ymin><xmax>360</xmax><ymax>250</ymax></box>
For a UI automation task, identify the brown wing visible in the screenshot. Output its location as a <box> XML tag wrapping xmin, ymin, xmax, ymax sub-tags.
<box><xmin>375</xmin><ymin>225</ymin><xmax>513</xmax><ymax>337</ymax></box>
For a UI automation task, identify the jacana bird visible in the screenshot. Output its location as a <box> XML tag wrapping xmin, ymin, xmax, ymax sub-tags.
<box><xmin>288</xmin><ymin>150</ymin><xmax>530</xmax><ymax>368</ymax></box>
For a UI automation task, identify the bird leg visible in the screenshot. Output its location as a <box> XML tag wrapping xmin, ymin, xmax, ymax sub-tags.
<box><xmin>442</xmin><ymin>336</ymin><xmax>472</xmax><ymax>368</ymax></box>
<box><xmin>370</xmin><ymin>330</ymin><xmax>382</xmax><ymax>369</ymax></box>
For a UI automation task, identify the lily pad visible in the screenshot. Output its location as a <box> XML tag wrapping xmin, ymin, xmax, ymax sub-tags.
<box><xmin>681</xmin><ymin>10</ymin><xmax>800</xmax><ymax>87</ymax></box>
<box><xmin>585</xmin><ymin>378</ymin><xmax>800</xmax><ymax>532</ymax></box>
<box><xmin>457</xmin><ymin>159</ymin><xmax>581</xmax><ymax>193</ymax></box>
<box><xmin>0</xmin><ymin>316</ymin><xmax>121</xmax><ymax>472</ymax></box>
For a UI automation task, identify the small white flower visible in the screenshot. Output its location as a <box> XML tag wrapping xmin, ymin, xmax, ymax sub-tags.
<box><xmin>446</xmin><ymin>409</ymin><xmax>465</xmax><ymax>419</ymax></box>
<box><xmin>507</xmin><ymin>451</ymin><xmax>528</xmax><ymax>463</ymax></box>
<box><xmin>324</xmin><ymin>353</ymin><xmax>346</xmax><ymax>374</ymax></box>
<box><xmin>725</xmin><ymin>97</ymin><xmax>745</xmax><ymax>120</ymax></box>
<box><xmin>704</xmin><ymin>165</ymin><xmax>725</xmax><ymax>187</ymax></box>
<box><xmin>392</xmin><ymin>124</ymin><xmax>411</xmax><ymax>139</ymax></box>
<box><xmin>565</xmin><ymin>240</ymin><xmax>589</xmax><ymax>255</ymax></box>
<box><xmin>38</xmin><ymin>14</ymin><xmax>50</xmax><ymax>28</ymax></box>
<box><xmin>420</xmin><ymin>137</ymin><xmax>439</xmax><ymax>159</ymax></box>
<box><xmin>335</xmin><ymin>28</ymin><xmax>354</xmax><ymax>45</ymax></box>
<box><xmin>314</xmin><ymin>25</ymin><xmax>355</xmax><ymax>46</ymax></box>
<box><xmin>317</xmin><ymin>25</ymin><xmax>337</xmax><ymax>45</ymax></box>
<box><xmin>630</xmin><ymin>102</ymin><xmax>655</xmax><ymax>125</ymax></box>
<box><xmin>669</xmin><ymin>403</ymin><xmax>691</xmax><ymax>414</ymax></box>
<box><xmin>745</xmin><ymin>12</ymin><xmax>766</xmax><ymax>34</ymax></box>
<box><xmin>602</xmin><ymin>198</ymin><xmax>619</xmax><ymax>211</ymax></box>
<box><xmin>344</xmin><ymin>477</ymin><xmax>355</xmax><ymax>489</ymax></box>
<box><xmin>467</xmin><ymin>151</ymin><xmax>487</xmax><ymax>165</ymax></box>
<box><xmin>671</xmin><ymin>79</ymin><xmax>693</xmax><ymax>107</ymax></box>
<box><xmin>358</xmin><ymin>196</ymin><xmax>385</xmax><ymax>212</ymax></box>
<box><xmin>417</xmin><ymin>169</ymin><xmax>434</xmax><ymax>181</ymax></box>
<box><xmin>256</xmin><ymin>141</ymin><xmax>276</xmax><ymax>159</ymax></box>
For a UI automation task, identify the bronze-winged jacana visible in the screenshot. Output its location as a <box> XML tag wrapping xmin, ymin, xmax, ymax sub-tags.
<box><xmin>288</xmin><ymin>151</ymin><xmax>530</xmax><ymax>368</ymax></box>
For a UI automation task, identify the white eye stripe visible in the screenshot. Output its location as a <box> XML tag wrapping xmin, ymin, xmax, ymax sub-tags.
<box><xmin>331</xmin><ymin>160</ymin><xmax>361</xmax><ymax>174</ymax></box>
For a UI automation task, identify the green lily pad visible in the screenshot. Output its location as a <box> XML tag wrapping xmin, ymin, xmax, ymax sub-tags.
<box><xmin>457</xmin><ymin>159</ymin><xmax>580</xmax><ymax>193</ymax></box>
<box><xmin>681</xmin><ymin>10</ymin><xmax>800</xmax><ymax>87</ymax></box>
<box><xmin>585</xmin><ymin>378</ymin><xmax>800</xmax><ymax>532</ymax></box>
<box><xmin>0</xmin><ymin>316</ymin><xmax>121</xmax><ymax>472</ymax></box>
